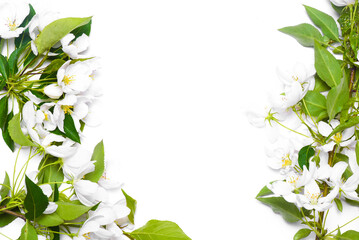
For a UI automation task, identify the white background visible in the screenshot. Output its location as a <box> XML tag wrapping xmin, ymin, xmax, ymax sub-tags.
<box><xmin>3</xmin><ymin>0</ymin><xmax>358</xmax><ymax>239</ymax></box>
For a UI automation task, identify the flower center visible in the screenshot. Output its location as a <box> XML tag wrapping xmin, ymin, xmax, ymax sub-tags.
<box><xmin>306</xmin><ymin>191</ymin><xmax>320</xmax><ymax>205</ymax></box>
<box><xmin>7</xmin><ymin>19</ymin><xmax>17</xmax><ymax>31</ymax></box>
<box><xmin>287</xmin><ymin>175</ymin><xmax>299</xmax><ymax>186</ymax></box>
<box><xmin>83</xmin><ymin>233</ymin><xmax>91</xmax><ymax>239</ymax></box>
<box><xmin>62</xmin><ymin>105</ymin><xmax>73</xmax><ymax>114</ymax></box>
<box><xmin>292</xmin><ymin>75</ymin><xmax>299</xmax><ymax>81</ymax></box>
<box><xmin>333</xmin><ymin>132</ymin><xmax>342</xmax><ymax>144</ymax></box>
<box><xmin>44</xmin><ymin>112</ymin><xmax>49</xmax><ymax>121</ymax></box>
<box><xmin>281</xmin><ymin>154</ymin><xmax>292</xmax><ymax>168</ymax></box>
<box><xmin>63</xmin><ymin>75</ymin><xmax>75</xmax><ymax>85</ymax></box>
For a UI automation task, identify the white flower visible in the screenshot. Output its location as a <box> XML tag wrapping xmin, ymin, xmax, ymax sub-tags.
<box><xmin>0</xmin><ymin>1</ymin><xmax>29</xmax><ymax>39</ymax></box>
<box><xmin>317</xmin><ymin>120</ymin><xmax>355</xmax><ymax>152</ymax></box>
<box><xmin>57</xmin><ymin>60</ymin><xmax>93</xmax><ymax>95</ymax></box>
<box><xmin>61</xmin><ymin>33</ymin><xmax>90</xmax><ymax>59</ymax></box>
<box><xmin>76</xmin><ymin>203</ymin><xmax>130</xmax><ymax>240</ymax></box>
<box><xmin>265</xmin><ymin>139</ymin><xmax>297</xmax><ymax>173</ymax></box>
<box><xmin>269</xmin><ymin>63</ymin><xmax>315</xmax><ymax>111</ymax></box>
<box><xmin>53</xmin><ymin>94</ymin><xmax>88</xmax><ymax>132</ymax></box>
<box><xmin>297</xmin><ymin>180</ymin><xmax>338</xmax><ymax>211</ymax></box>
<box><xmin>330</xmin><ymin>0</ymin><xmax>355</xmax><ymax>6</ymax></box>
<box><xmin>39</xmin><ymin>184</ymin><xmax>58</xmax><ymax>214</ymax></box>
<box><xmin>329</xmin><ymin>162</ymin><xmax>359</xmax><ymax>201</ymax></box>
<box><xmin>22</xmin><ymin>101</ymin><xmax>78</xmax><ymax>157</ymax></box>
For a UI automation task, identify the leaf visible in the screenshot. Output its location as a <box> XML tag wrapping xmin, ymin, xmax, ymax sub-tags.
<box><xmin>37</xmin><ymin>212</ymin><xmax>64</xmax><ymax>227</ymax></box>
<box><xmin>0</xmin><ymin>213</ymin><xmax>16</xmax><ymax>227</ymax></box>
<box><xmin>313</xmin><ymin>74</ymin><xmax>330</xmax><ymax>92</ymax></box>
<box><xmin>8</xmin><ymin>113</ymin><xmax>36</xmax><ymax>147</ymax></box>
<box><xmin>0</xmin><ymin>96</ymin><xmax>8</xmax><ymax>129</ymax></box>
<box><xmin>15</xmin><ymin>4</ymin><xmax>36</xmax><ymax>48</ymax></box>
<box><xmin>314</xmin><ymin>41</ymin><xmax>342</xmax><ymax>88</ymax></box>
<box><xmin>298</xmin><ymin>145</ymin><xmax>315</xmax><ymax>170</ymax></box>
<box><xmin>356</xmin><ymin>142</ymin><xmax>359</xmax><ymax>167</ymax></box>
<box><xmin>0</xmin><ymin>172</ymin><xmax>10</xmax><ymax>200</ymax></box>
<box><xmin>326</xmin><ymin>78</ymin><xmax>349</xmax><ymax>120</ymax></box>
<box><xmin>279</xmin><ymin>23</ymin><xmax>323</xmax><ymax>47</ymax></box>
<box><xmin>327</xmin><ymin>117</ymin><xmax>359</xmax><ymax>140</ymax></box>
<box><xmin>37</xmin><ymin>155</ymin><xmax>64</xmax><ymax>189</ymax></box>
<box><xmin>257</xmin><ymin>197</ymin><xmax>302</xmax><ymax>223</ymax></box>
<box><xmin>35</xmin><ymin>17</ymin><xmax>92</xmax><ymax>55</ymax></box>
<box><xmin>302</xmin><ymin>91</ymin><xmax>327</xmax><ymax>117</ymax></box>
<box><xmin>63</xmin><ymin>114</ymin><xmax>81</xmax><ymax>143</ymax></box>
<box><xmin>71</xmin><ymin>19</ymin><xmax>92</xmax><ymax>38</ymax></box>
<box><xmin>40</xmin><ymin>59</ymin><xmax>66</xmax><ymax>80</ymax></box>
<box><xmin>24</xmin><ymin>175</ymin><xmax>49</xmax><ymax>220</ymax></box>
<box><xmin>0</xmin><ymin>54</ymin><xmax>9</xmax><ymax>81</ymax></box>
<box><xmin>122</xmin><ymin>189</ymin><xmax>137</xmax><ymax>224</ymax></box>
<box><xmin>18</xmin><ymin>221</ymin><xmax>38</xmax><ymax>240</ymax></box>
<box><xmin>8</xmin><ymin>46</ymin><xmax>25</xmax><ymax>76</ymax></box>
<box><xmin>339</xmin><ymin>230</ymin><xmax>359</xmax><ymax>239</ymax></box>
<box><xmin>84</xmin><ymin>140</ymin><xmax>105</xmax><ymax>182</ymax></box>
<box><xmin>55</xmin><ymin>201</ymin><xmax>92</xmax><ymax>221</ymax></box>
<box><xmin>128</xmin><ymin>220</ymin><xmax>191</xmax><ymax>240</ymax></box>
<box><xmin>2</xmin><ymin>112</ymin><xmax>14</xmax><ymax>151</ymax></box>
<box><xmin>334</xmin><ymin>198</ymin><xmax>343</xmax><ymax>212</ymax></box>
<box><xmin>256</xmin><ymin>185</ymin><xmax>273</xmax><ymax>198</ymax></box>
<box><xmin>293</xmin><ymin>228</ymin><xmax>312</xmax><ymax>240</ymax></box>
<box><xmin>304</xmin><ymin>5</ymin><xmax>340</xmax><ymax>41</ymax></box>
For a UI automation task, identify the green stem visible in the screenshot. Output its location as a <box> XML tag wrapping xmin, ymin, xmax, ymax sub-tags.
<box><xmin>273</xmin><ymin>119</ymin><xmax>310</xmax><ymax>138</ymax></box>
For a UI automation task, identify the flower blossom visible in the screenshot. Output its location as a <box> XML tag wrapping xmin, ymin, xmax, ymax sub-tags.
<box><xmin>0</xmin><ymin>1</ymin><xmax>29</xmax><ymax>39</ymax></box>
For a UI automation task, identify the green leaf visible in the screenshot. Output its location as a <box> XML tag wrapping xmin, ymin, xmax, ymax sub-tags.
<box><xmin>334</xmin><ymin>198</ymin><xmax>343</xmax><ymax>212</ymax></box>
<box><xmin>15</xmin><ymin>4</ymin><xmax>36</xmax><ymax>48</ymax></box>
<box><xmin>327</xmin><ymin>117</ymin><xmax>359</xmax><ymax>140</ymax></box>
<box><xmin>326</xmin><ymin>78</ymin><xmax>349</xmax><ymax>120</ymax></box>
<box><xmin>18</xmin><ymin>221</ymin><xmax>38</xmax><ymax>240</ymax></box>
<box><xmin>339</xmin><ymin>230</ymin><xmax>359</xmax><ymax>239</ymax></box>
<box><xmin>313</xmin><ymin>74</ymin><xmax>330</xmax><ymax>92</ymax></box>
<box><xmin>314</xmin><ymin>41</ymin><xmax>342</xmax><ymax>88</ymax></box>
<box><xmin>122</xmin><ymin>189</ymin><xmax>137</xmax><ymax>224</ymax></box>
<box><xmin>8</xmin><ymin>46</ymin><xmax>25</xmax><ymax>76</ymax></box>
<box><xmin>0</xmin><ymin>213</ymin><xmax>16</xmax><ymax>227</ymax></box>
<box><xmin>37</xmin><ymin>155</ymin><xmax>64</xmax><ymax>189</ymax></box>
<box><xmin>257</xmin><ymin>197</ymin><xmax>302</xmax><ymax>223</ymax></box>
<box><xmin>256</xmin><ymin>185</ymin><xmax>273</xmax><ymax>198</ymax></box>
<box><xmin>128</xmin><ymin>220</ymin><xmax>191</xmax><ymax>240</ymax></box>
<box><xmin>71</xmin><ymin>19</ymin><xmax>92</xmax><ymax>38</ymax></box>
<box><xmin>2</xmin><ymin>112</ymin><xmax>14</xmax><ymax>152</ymax></box>
<box><xmin>0</xmin><ymin>54</ymin><xmax>9</xmax><ymax>81</ymax></box>
<box><xmin>8</xmin><ymin>113</ymin><xmax>36</xmax><ymax>147</ymax></box>
<box><xmin>293</xmin><ymin>228</ymin><xmax>312</xmax><ymax>240</ymax></box>
<box><xmin>37</xmin><ymin>212</ymin><xmax>64</xmax><ymax>227</ymax></box>
<box><xmin>63</xmin><ymin>114</ymin><xmax>81</xmax><ymax>143</ymax></box>
<box><xmin>304</xmin><ymin>5</ymin><xmax>340</xmax><ymax>42</ymax></box>
<box><xmin>302</xmin><ymin>91</ymin><xmax>327</xmax><ymax>117</ymax></box>
<box><xmin>298</xmin><ymin>145</ymin><xmax>315</xmax><ymax>170</ymax></box>
<box><xmin>55</xmin><ymin>201</ymin><xmax>92</xmax><ymax>221</ymax></box>
<box><xmin>356</xmin><ymin>142</ymin><xmax>359</xmax><ymax>167</ymax></box>
<box><xmin>35</xmin><ymin>17</ymin><xmax>92</xmax><ymax>55</ymax></box>
<box><xmin>85</xmin><ymin>140</ymin><xmax>105</xmax><ymax>182</ymax></box>
<box><xmin>40</xmin><ymin>59</ymin><xmax>66</xmax><ymax>80</ymax></box>
<box><xmin>24</xmin><ymin>176</ymin><xmax>49</xmax><ymax>220</ymax></box>
<box><xmin>0</xmin><ymin>96</ymin><xmax>8</xmax><ymax>129</ymax></box>
<box><xmin>0</xmin><ymin>172</ymin><xmax>10</xmax><ymax>200</ymax></box>
<box><xmin>279</xmin><ymin>23</ymin><xmax>323</xmax><ymax>47</ymax></box>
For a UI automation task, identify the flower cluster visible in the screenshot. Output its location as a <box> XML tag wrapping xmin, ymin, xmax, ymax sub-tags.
<box><xmin>249</xmin><ymin>1</ymin><xmax>359</xmax><ymax>239</ymax></box>
<box><xmin>0</xmin><ymin>1</ymin><xmax>191</xmax><ymax>240</ymax></box>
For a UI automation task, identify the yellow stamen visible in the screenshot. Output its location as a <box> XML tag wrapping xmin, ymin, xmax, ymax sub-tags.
<box><xmin>281</xmin><ymin>154</ymin><xmax>292</xmax><ymax>168</ymax></box>
<box><xmin>292</xmin><ymin>75</ymin><xmax>299</xmax><ymax>81</ymax></box>
<box><xmin>44</xmin><ymin>113</ymin><xmax>49</xmax><ymax>121</ymax></box>
<box><xmin>83</xmin><ymin>233</ymin><xmax>91</xmax><ymax>239</ymax></box>
<box><xmin>62</xmin><ymin>105</ymin><xmax>73</xmax><ymax>114</ymax></box>
<box><xmin>63</xmin><ymin>75</ymin><xmax>75</xmax><ymax>85</ymax></box>
<box><xmin>333</xmin><ymin>132</ymin><xmax>342</xmax><ymax>144</ymax></box>
<box><xmin>7</xmin><ymin>19</ymin><xmax>17</xmax><ymax>31</ymax></box>
<box><xmin>306</xmin><ymin>191</ymin><xmax>320</xmax><ymax>205</ymax></box>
